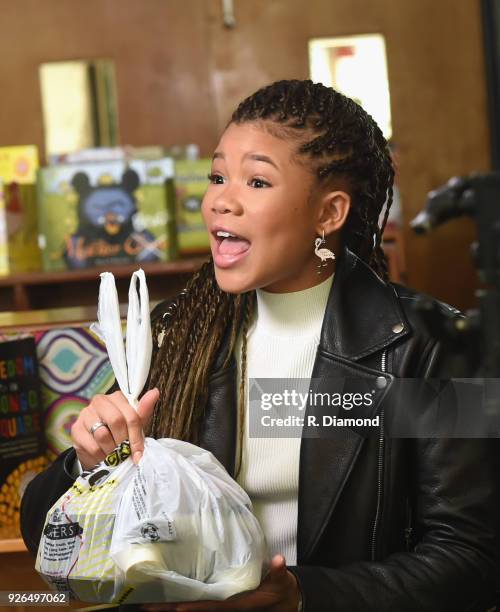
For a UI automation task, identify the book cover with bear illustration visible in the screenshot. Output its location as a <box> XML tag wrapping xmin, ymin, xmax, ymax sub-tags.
<box><xmin>37</xmin><ymin>158</ymin><xmax>178</xmax><ymax>271</ymax></box>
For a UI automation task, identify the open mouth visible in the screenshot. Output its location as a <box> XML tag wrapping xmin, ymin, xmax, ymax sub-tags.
<box><xmin>213</xmin><ymin>229</ymin><xmax>251</xmax><ymax>257</ymax></box>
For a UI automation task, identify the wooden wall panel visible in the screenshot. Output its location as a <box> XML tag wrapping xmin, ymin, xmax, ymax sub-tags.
<box><xmin>0</xmin><ymin>0</ymin><xmax>219</xmax><ymax>156</ymax></box>
<box><xmin>0</xmin><ymin>0</ymin><xmax>490</xmax><ymax>309</ymax></box>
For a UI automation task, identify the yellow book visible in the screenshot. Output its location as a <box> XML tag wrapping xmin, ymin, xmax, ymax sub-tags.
<box><xmin>0</xmin><ymin>181</ymin><xmax>8</xmax><ymax>275</ymax></box>
<box><xmin>0</xmin><ymin>145</ymin><xmax>39</xmax><ymax>184</ymax></box>
<box><xmin>0</xmin><ymin>146</ymin><xmax>41</xmax><ymax>274</ymax></box>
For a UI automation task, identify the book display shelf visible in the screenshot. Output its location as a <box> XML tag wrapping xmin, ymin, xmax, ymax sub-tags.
<box><xmin>0</xmin><ymin>256</ymin><xmax>209</xmax><ymax>311</ymax></box>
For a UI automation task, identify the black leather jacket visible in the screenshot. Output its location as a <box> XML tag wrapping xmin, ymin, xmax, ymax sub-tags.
<box><xmin>21</xmin><ymin>247</ymin><xmax>498</xmax><ymax>611</ymax></box>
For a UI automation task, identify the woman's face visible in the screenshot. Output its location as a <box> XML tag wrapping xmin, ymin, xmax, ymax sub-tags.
<box><xmin>202</xmin><ymin>121</ymin><xmax>346</xmax><ymax>294</ymax></box>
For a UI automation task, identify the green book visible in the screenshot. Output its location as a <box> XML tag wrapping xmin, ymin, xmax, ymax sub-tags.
<box><xmin>174</xmin><ymin>159</ymin><xmax>211</xmax><ymax>256</ymax></box>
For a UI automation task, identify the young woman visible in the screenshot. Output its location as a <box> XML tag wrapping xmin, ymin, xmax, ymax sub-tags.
<box><xmin>21</xmin><ymin>80</ymin><xmax>497</xmax><ymax>611</ymax></box>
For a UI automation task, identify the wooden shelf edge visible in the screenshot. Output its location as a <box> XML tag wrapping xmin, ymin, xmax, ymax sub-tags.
<box><xmin>0</xmin><ymin>301</ymin><xmax>163</xmax><ymax>331</ymax></box>
<box><xmin>0</xmin><ymin>255</ymin><xmax>210</xmax><ymax>287</ymax></box>
<box><xmin>0</xmin><ymin>538</ymin><xmax>27</xmax><ymax>553</ymax></box>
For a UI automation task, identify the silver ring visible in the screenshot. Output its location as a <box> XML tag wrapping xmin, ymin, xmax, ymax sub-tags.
<box><xmin>89</xmin><ymin>421</ymin><xmax>108</xmax><ymax>436</ymax></box>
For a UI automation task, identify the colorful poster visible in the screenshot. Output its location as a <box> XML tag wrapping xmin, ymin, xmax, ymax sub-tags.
<box><xmin>34</xmin><ymin>327</ymin><xmax>114</xmax><ymax>459</ymax></box>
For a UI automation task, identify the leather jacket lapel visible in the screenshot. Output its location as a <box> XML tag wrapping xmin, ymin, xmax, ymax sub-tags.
<box><xmin>297</xmin><ymin>247</ymin><xmax>410</xmax><ymax>562</ymax></box>
<box><xmin>200</xmin><ymin>357</ymin><xmax>238</xmax><ymax>477</ymax></box>
<box><xmin>320</xmin><ymin>247</ymin><xmax>410</xmax><ymax>360</ymax></box>
<box><xmin>201</xmin><ymin>298</ymin><xmax>247</xmax><ymax>477</ymax></box>
<box><xmin>297</xmin><ymin>351</ymin><xmax>393</xmax><ymax>562</ymax></box>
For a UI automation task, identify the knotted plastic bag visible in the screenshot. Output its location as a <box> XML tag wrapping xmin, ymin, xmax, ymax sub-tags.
<box><xmin>91</xmin><ymin>269</ymin><xmax>152</xmax><ymax>409</ymax></box>
<box><xmin>35</xmin><ymin>270</ymin><xmax>267</xmax><ymax>604</ymax></box>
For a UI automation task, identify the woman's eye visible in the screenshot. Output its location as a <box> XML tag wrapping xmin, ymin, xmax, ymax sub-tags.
<box><xmin>207</xmin><ymin>173</ymin><xmax>224</xmax><ymax>184</ymax></box>
<box><xmin>249</xmin><ymin>178</ymin><xmax>271</xmax><ymax>189</ymax></box>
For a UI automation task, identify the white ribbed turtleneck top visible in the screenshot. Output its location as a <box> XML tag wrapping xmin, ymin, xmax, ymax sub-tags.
<box><xmin>234</xmin><ymin>272</ymin><xmax>334</xmax><ymax>564</ymax></box>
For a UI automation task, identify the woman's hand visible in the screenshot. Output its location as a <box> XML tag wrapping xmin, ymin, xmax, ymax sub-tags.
<box><xmin>140</xmin><ymin>555</ymin><xmax>301</xmax><ymax>612</ymax></box>
<box><xmin>71</xmin><ymin>388</ymin><xmax>159</xmax><ymax>470</ymax></box>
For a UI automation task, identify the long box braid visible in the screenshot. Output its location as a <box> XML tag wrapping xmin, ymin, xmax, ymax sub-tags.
<box><xmin>148</xmin><ymin>80</ymin><xmax>395</xmax><ymax>476</ymax></box>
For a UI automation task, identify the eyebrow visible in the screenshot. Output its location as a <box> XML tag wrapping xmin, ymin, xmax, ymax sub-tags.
<box><xmin>212</xmin><ymin>151</ymin><xmax>279</xmax><ymax>170</ymax></box>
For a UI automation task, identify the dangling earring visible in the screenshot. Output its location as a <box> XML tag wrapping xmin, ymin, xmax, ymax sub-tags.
<box><xmin>314</xmin><ymin>229</ymin><xmax>335</xmax><ymax>274</ymax></box>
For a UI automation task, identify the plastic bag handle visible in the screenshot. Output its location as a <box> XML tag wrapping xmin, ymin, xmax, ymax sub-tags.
<box><xmin>92</xmin><ymin>269</ymin><xmax>152</xmax><ymax>410</ymax></box>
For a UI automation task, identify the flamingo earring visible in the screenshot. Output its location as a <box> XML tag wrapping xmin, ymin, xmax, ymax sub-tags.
<box><xmin>314</xmin><ymin>229</ymin><xmax>335</xmax><ymax>274</ymax></box>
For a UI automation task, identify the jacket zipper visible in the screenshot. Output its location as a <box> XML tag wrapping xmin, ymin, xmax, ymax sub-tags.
<box><xmin>404</xmin><ymin>496</ymin><xmax>414</xmax><ymax>552</ymax></box>
<box><xmin>370</xmin><ymin>349</ymin><xmax>387</xmax><ymax>561</ymax></box>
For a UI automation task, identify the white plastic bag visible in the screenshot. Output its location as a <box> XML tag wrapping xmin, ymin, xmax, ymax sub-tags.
<box><xmin>36</xmin><ymin>437</ymin><xmax>266</xmax><ymax>604</ymax></box>
<box><xmin>90</xmin><ymin>269</ymin><xmax>152</xmax><ymax>409</ymax></box>
<box><xmin>112</xmin><ymin>437</ymin><xmax>266</xmax><ymax>602</ymax></box>
<box><xmin>36</xmin><ymin>270</ymin><xmax>267</xmax><ymax>604</ymax></box>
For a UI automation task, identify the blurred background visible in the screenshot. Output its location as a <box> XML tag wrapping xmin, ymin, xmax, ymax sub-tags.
<box><xmin>0</xmin><ymin>0</ymin><xmax>496</xmax><ymax>312</ymax></box>
<box><xmin>1</xmin><ymin>1</ymin><xmax>499</xmax><ymax>602</ymax></box>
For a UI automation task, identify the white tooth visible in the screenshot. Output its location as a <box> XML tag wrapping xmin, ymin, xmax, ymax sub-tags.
<box><xmin>217</xmin><ymin>231</ymin><xmax>235</xmax><ymax>238</ymax></box>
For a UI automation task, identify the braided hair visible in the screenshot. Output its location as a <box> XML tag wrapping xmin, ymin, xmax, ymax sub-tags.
<box><xmin>148</xmin><ymin>80</ymin><xmax>394</xmax><ymax>472</ymax></box>
<box><xmin>231</xmin><ymin>80</ymin><xmax>394</xmax><ymax>276</ymax></box>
